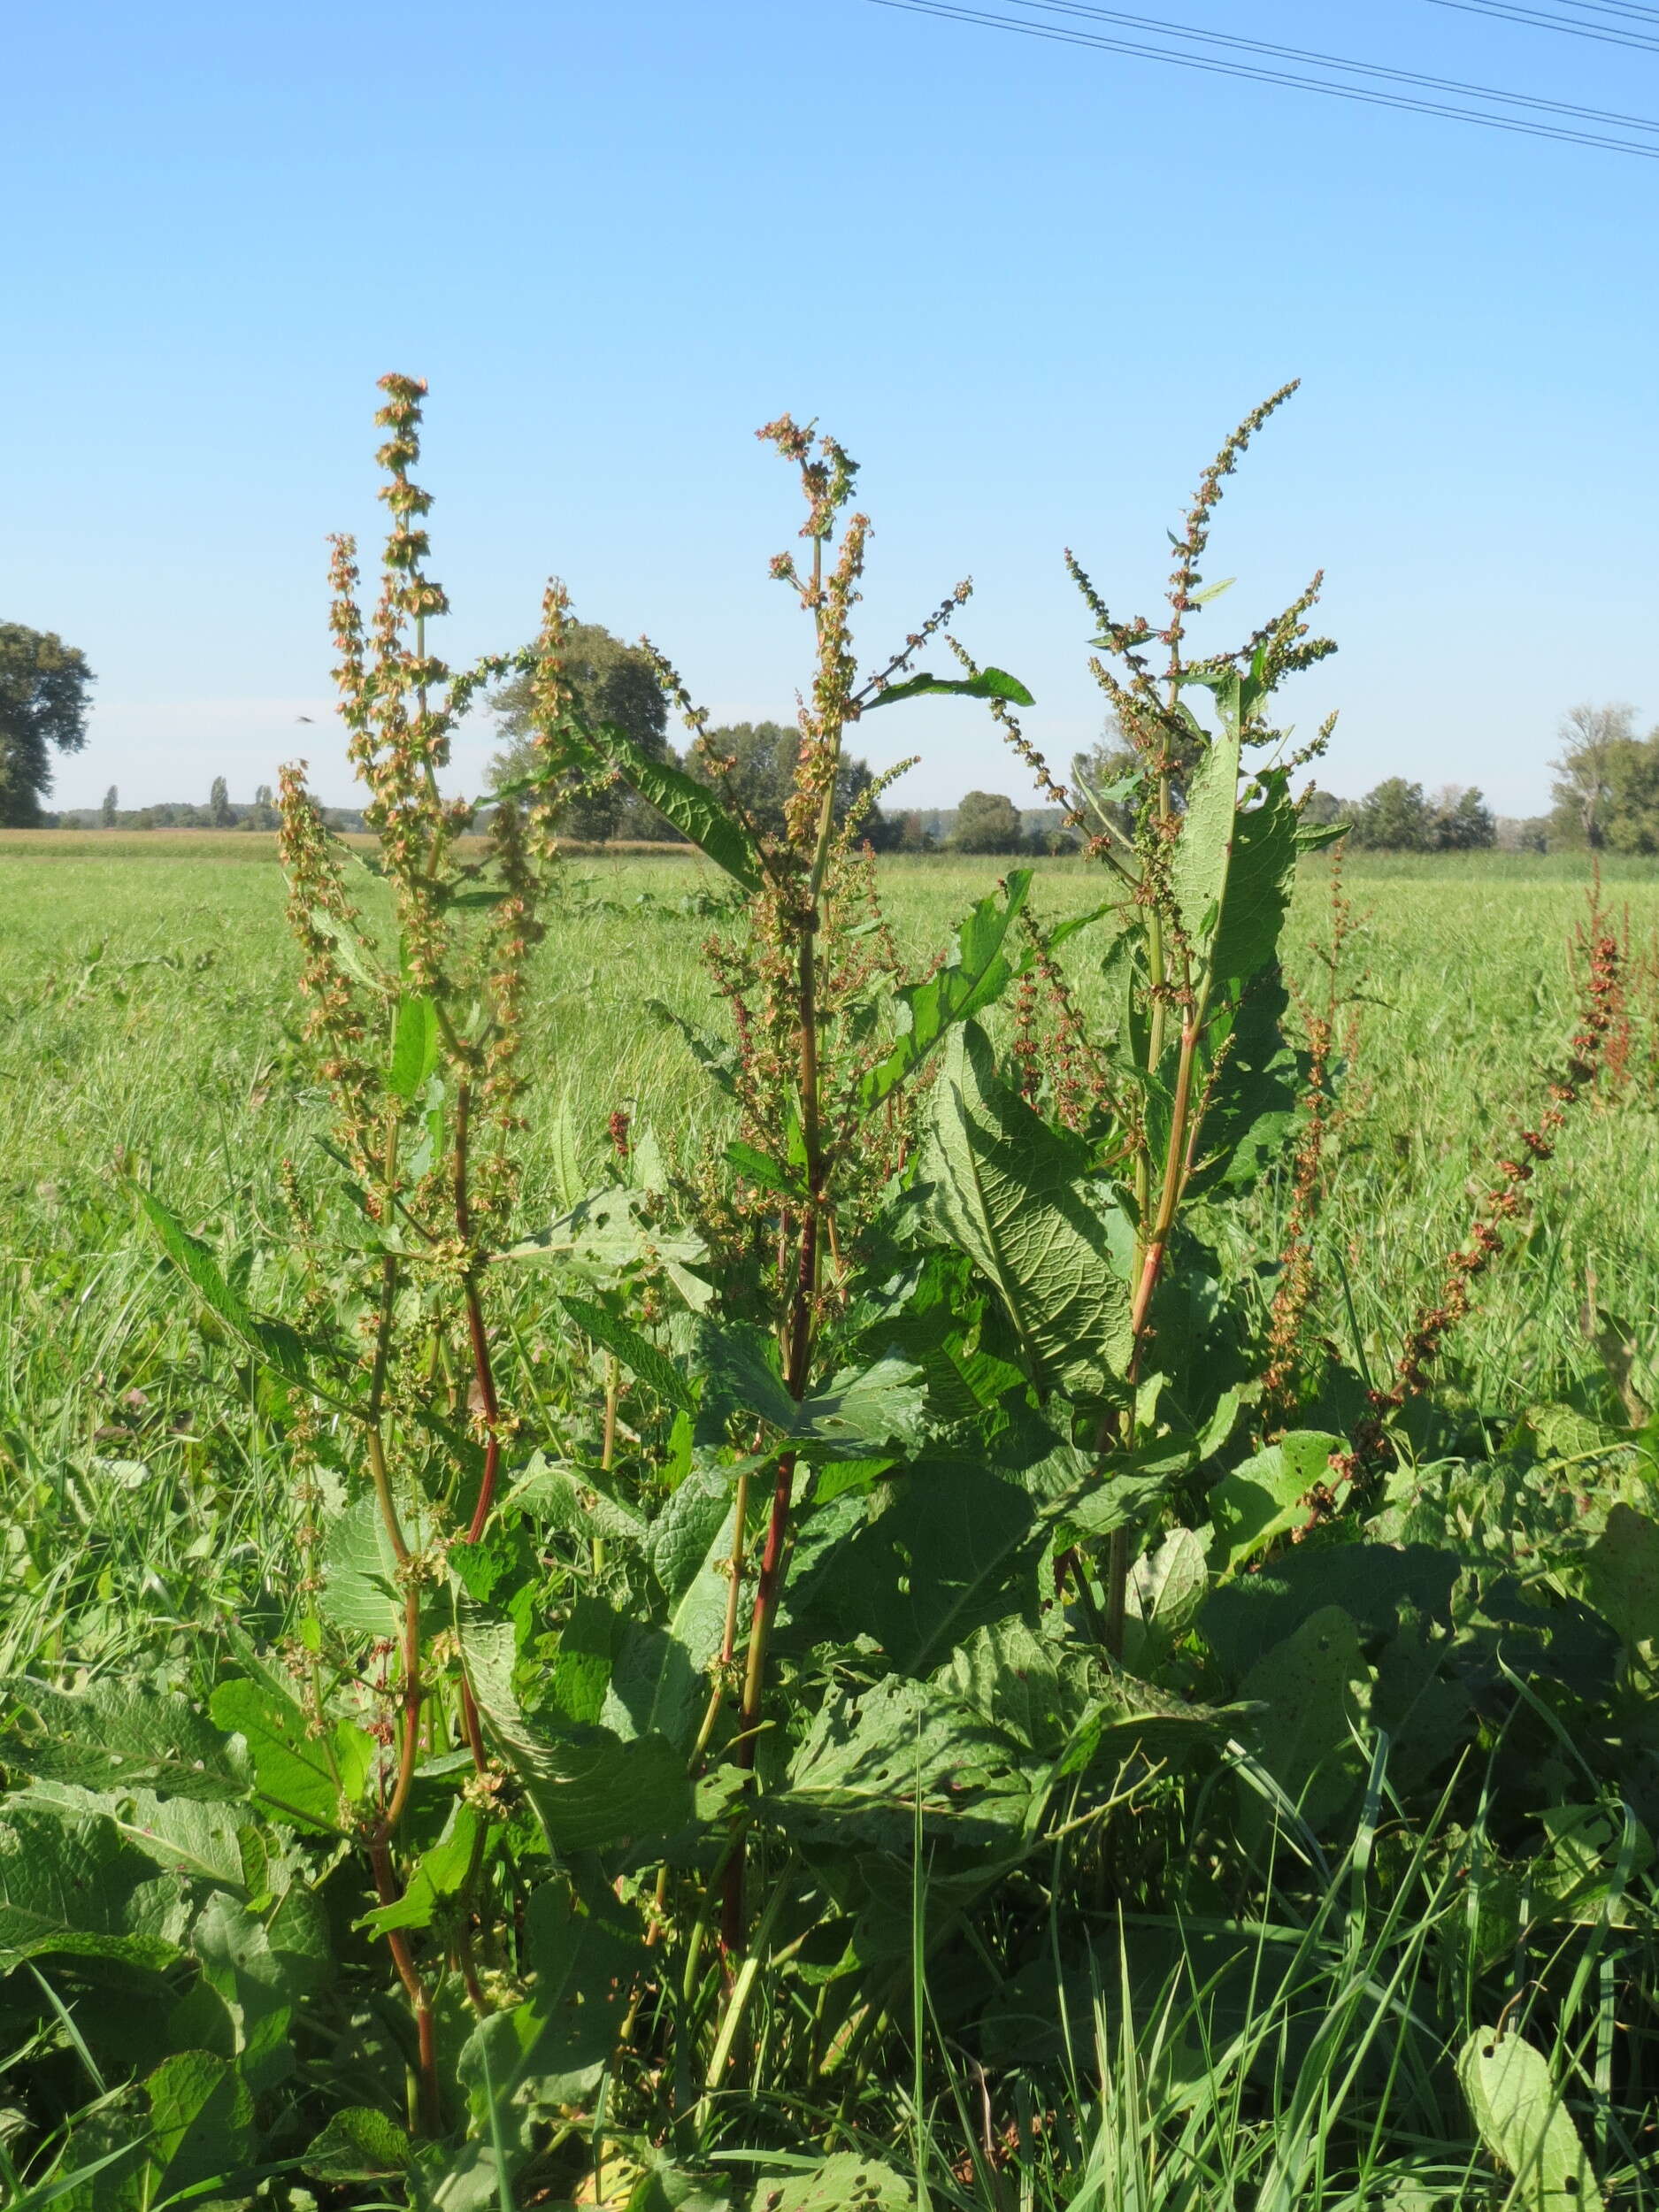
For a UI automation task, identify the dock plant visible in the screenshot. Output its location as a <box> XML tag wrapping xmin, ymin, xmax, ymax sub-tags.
<box><xmin>3</xmin><ymin>378</ymin><xmax>1655</xmax><ymax>2212</ymax></box>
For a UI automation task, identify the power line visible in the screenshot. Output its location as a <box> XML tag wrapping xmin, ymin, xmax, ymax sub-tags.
<box><xmin>1422</xmin><ymin>1</ymin><xmax>1659</xmax><ymax>53</ymax></box>
<box><xmin>987</xmin><ymin>0</ymin><xmax>1659</xmax><ymax>131</ymax></box>
<box><xmin>865</xmin><ymin>0</ymin><xmax>1659</xmax><ymax>155</ymax></box>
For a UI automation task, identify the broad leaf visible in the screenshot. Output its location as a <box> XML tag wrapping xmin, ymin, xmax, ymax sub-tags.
<box><xmin>1206</xmin><ymin>770</ymin><xmax>1300</xmax><ymax>991</ymax></box>
<box><xmin>303</xmin><ymin>2108</ymin><xmax>417</xmax><ymax>2184</ymax></box>
<box><xmin>1169</xmin><ymin>721</ymin><xmax>1242</xmax><ymax>954</ymax></box>
<box><xmin>497</xmin><ymin>1186</ymin><xmax>711</xmax><ymax>1312</ymax></box>
<box><xmin>209</xmin><ymin>1677</ymin><xmax>372</xmax><ymax>1835</ymax></box>
<box><xmin>1124</xmin><ymin>1526</ymin><xmax>1209</xmax><ymax>1671</ymax></box>
<box><xmin>695</xmin><ymin>1323</ymin><xmax>926</xmax><ymax>1459</ymax></box>
<box><xmin>0</xmin><ymin>1676</ymin><xmax>245</xmax><ymax>1801</ymax></box>
<box><xmin>12</xmin><ymin>1778</ymin><xmax>251</xmax><ymax>1888</ymax></box>
<box><xmin>459</xmin><ymin>1610</ymin><xmax>693</xmax><ymax>1851</ymax></box>
<box><xmin>915</xmin><ymin>1023</ymin><xmax>1134</xmax><ymax>1402</ymax></box>
<box><xmin>598</xmin><ymin>722</ymin><xmax>765</xmax><ymax>892</ymax></box>
<box><xmin>779</xmin><ymin>1676</ymin><xmax>1037</xmax><ymax>1854</ymax></box>
<box><xmin>1207</xmin><ymin>1432</ymin><xmax>1340</xmax><ymax>1575</ymax></box>
<box><xmin>749</xmin><ymin>2155</ymin><xmax>911</xmax><ymax>2212</ymax></box>
<box><xmin>811</xmin><ymin>1456</ymin><xmax>1042</xmax><ymax>1675</ymax></box>
<box><xmin>361</xmin><ymin>1801</ymin><xmax>484</xmax><ymax>1933</ymax></box>
<box><xmin>1457</xmin><ymin>2027</ymin><xmax>1603</xmax><ymax>2210</ymax></box>
<box><xmin>561</xmin><ymin>1293</ymin><xmax>695</xmax><ymax>1414</ymax></box>
<box><xmin>863</xmin><ymin>665</ymin><xmax>1033</xmax><ymax>712</ymax></box>
<box><xmin>1583</xmin><ymin>1503</ymin><xmax>1659</xmax><ymax>1655</ymax></box>
<box><xmin>143</xmin><ymin>2049</ymin><xmax>257</xmax><ymax>2202</ymax></box>
<box><xmin>0</xmin><ymin>1807</ymin><xmax>188</xmax><ymax>1973</ymax></box>
<box><xmin>604</xmin><ymin>1470</ymin><xmax>736</xmax><ymax>1752</ymax></box>
<box><xmin>388</xmin><ymin>993</ymin><xmax>441</xmax><ymax>1100</ymax></box>
<box><xmin>860</xmin><ymin>872</ymin><xmax>1033</xmax><ymax>1111</ymax></box>
<box><xmin>1237</xmin><ymin>1605</ymin><xmax>1370</xmax><ymax>1846</ymax></box>
<box><xmin>443</xmin><ymin>1875</ymin><xmax>647</xmax><ymax>2208</ymax></box>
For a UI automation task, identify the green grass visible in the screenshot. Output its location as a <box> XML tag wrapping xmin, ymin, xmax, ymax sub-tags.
<box><xmin>6</xmin><ymin>839</ymin><xmax>1655</xmax><ymax>1428</ymax></box>
<box><xmin>4</xmin><ymin>836</ymin><xmax>1659</xmax><ymax>2208</ymax></box>
<box><xmin>6</xmin><ymin>835</ymin><xmax>1657</xmax><ymax>1670</ymax></box>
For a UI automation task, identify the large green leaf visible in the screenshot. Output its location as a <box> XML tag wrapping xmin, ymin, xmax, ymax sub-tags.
<box><xmin>496</xmin><ymin>1186</ymin><xmax>711</xmax><ymax>1311</ymax></box>
<box><xmin>0</xmin><ymin>1676</ymin><xmax>246</xmax><ymax>1801</ymax></box>
<box><xmin>778</xmin><ymin>1676</ymin><xmax>1038</xmax><ymax>1855</ymax></box>
<box><xmin>561</xmin><ymin>1293</ymin><xmax>695</xmax><ymax>1414</ymax></box>
<box><xmin>859</xmin><ymin>872</ymin><xmax>1033</xmax><ymax>1112</ymax></box>
<box><xmin>1457</xmin><ymin>2027</ymin><xmax>1603</xmax><ymax>2209</ymax></box>
<box><xmin>603</xmin><ymin>1471</ymin><xmax>736</xmax><ymax>1752</ymax></box>
<box><xmin>142</xmin><ymin>2049</ymin><xmax>257</xmax><ymax>2203</ymax></box>
<box><xmin>11</xmin><ymin>1778</ymin><xmax>251</xmax><ymax>1889</ymax></box>
<box><xmin>598</xmin><ymin>722</ymin><xmax>765</xmax><ymax>892</ymax></box>
<box><xmin>1169</xmin><ymin>721</ymin><xmax>1242</xmax><ymax>954</ymax></box>
<box><xmin>303</xmin><ymin>2108</ymin><xmax>417</xmax><ymax>2184</ymax></box>
<box><xmin>459</xmin><ymin>1611</ymin><xmax>693</xmax><ymax>1852</ymax></box>
<box><xmin>209</xmin><ymin>1677</ymin><xmax>372</xmax><ymax>1835</ymax></box>
<box><xmin>695</xmin><ymin>1323</ymin><xmax>926</xmax><ymax>1459</ymax></box>
<box><xmin>1124</xmin><ymin>1526</ymin><xmax>1210</xmax><ymax>1672</ymax></box>
<box><xmin>812</xmin><ymin>1456</ymin><xmax>1042</xmax><ymax>1676</ymax></box>
<box><xmin>1207</xmin><ymin>1432</ymin><xmax>1341</xmax><ymax>1576</ymax></box>
<box><xmin>388</xmin><ymin>993</ymin><xmax>441</xmax><ymax>1100</ymax></box>
<box><xmin>439</xmin><ymin>1876</ymin><xmax>647</xmax><ymax>2210</ymax></box>
<box><xmin>360</xmin><ymin>1801</ymin><xmax>484</xmax><ymax>1934</ymax></box>
<box><xmin>749</xmin><ymin>2154</ymin><xmax>911</xmax><ymax>2212</ymax></box>
<box><xmin>189</xmin><ymin>1890</ymin><xmax>298</xmax><ymax>2096</ymax></box>
<box><xmin>1583</xmin><ymin>1502</ymin><xmax>1659</xmax><ymax>1655</ymax></box>
<box><xmin>915</xmin><ymin>1023</ymin><xmax>1134</xmax><ymax>1402</ymax></box>
<box><xmin>0</xmin><ymin>1807</ymin><xmax>188</xmax><ymax>1973</ymax></box>
<box><xmin>1237</xmin><ymin>1605</ymin><xmax>1370</xmax><ymax>1846</ymax></box>
<box><xmin>1206</xmin><ymin>771</ymin><xmax>1300</xmax><ymax>991</ymax></box>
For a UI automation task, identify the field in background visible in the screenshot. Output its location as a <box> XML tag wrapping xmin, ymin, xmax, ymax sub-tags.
<box><xmin>6</xmin><ymin>839</ymin><xmax>1659</xmax><ymax>1435</ymax></box>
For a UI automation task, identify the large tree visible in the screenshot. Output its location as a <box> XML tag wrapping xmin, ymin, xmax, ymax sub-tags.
<box><xmin>1345</xmin><ymin>777</ymin><xmax>1432</xmax><ymax>852</ymax></box>
<box><xmin>1551</xmin><ymin>702</ymin><xmax>1637</xmax><ymax>851</ymax></box>
<box><xmin>953</xmin><ymin>789</ymin><xmax>1025</xmax><ymax>854</ymax></box>
<box><xmin>0</xmin><ymin>624</ymin><xmax>95</xmax><ymax>826</ymax></box>
<box><xmin>1549</xmin><ymin>703</ymin><xmax>1659</xmax><ymax>853</ymax></box>
<box><xmin>687</xmin><ymin>720</ymin><xmax>895</xmax><ymax>848</ymax></box>
<box><xmin>489</xmin><ymin>622</ymin><xmax>675</xmax><ymax>841</ymax></box>
<box><xmin>1431</xmin><ymin>784</ymin><xmax>1495</xmax><ymax>851</ymax></box>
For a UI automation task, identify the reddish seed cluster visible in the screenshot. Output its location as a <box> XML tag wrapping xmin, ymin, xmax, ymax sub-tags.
<box><xmin>1315</xmin><ymin>929</ymin><xmax>1622</xmax><ymax>1518</ymax></box>
<box><xmin>1263</xmin><ymin>852</ymin><xmax>1361</xmax><ymax>1431</ymax></box>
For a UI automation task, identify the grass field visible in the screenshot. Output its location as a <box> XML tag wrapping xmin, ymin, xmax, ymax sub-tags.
<box><xmin>6</xmin><ymin>837</ymin><xmax>1657</xmax><ymax>1450</ymax></box>
<box><xmin>4</xmin><ymin>832</ymin><xmax>1659</xmax><ymax>2207</ymax></box>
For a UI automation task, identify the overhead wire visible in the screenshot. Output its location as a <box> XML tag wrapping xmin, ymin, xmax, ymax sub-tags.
<box><xmin>865</xmin><ymin>0</ymin><xmax>1659</xmax><ymax>156</ymax></box>
<box><xmin>984</xmin><ymin>0</ymin><xmax>1659</xmax><ymax>131</ymax></box>
<box><xmin>1420</xmin><ymin>1</ymin><xmax>1659</xmax><ymax>52</ymax></box>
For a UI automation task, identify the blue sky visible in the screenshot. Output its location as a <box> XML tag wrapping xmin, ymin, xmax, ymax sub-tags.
<box><xmin>4</xmin><ymin>0</ymin><xmax>1655</xmax><ymax>818</ymax></box>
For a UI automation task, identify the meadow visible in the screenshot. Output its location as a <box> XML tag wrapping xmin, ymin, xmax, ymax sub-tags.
<box><xmin>5</xmin><ymin>377</ymin><xmax>1659</xmax><ymax>2212</ymax></box>
<box><xmin>4</xmin><ymin>833</ymin><xmax>1659</xmax><ymax>2209</ymax></box>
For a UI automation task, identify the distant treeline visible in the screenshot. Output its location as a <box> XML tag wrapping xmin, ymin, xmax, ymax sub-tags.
<box><xmin>29</xmin><ymin>610</ymin><xmax>1657</xmax><ymax>860</ymax></box>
